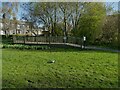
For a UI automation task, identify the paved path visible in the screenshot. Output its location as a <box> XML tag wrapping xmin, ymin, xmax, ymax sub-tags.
<box><xmin>14</xmin><ymin>41</ymin><xmax>120</xmax><ymax>53</ymax></box>
<box><xmin>85</xmin><ymin>46</ymin><xmax>120</xmax><ymax>53</ymax></box>
<box><xmin>65</xmin><ymin>43</ymin><xmax>120</xmax><ymax>53</ymax></box>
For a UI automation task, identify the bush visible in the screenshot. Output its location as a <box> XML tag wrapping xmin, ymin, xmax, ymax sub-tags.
<box><xmin>2</xmin><ymin>44</ymin><xmax>50</xmax><ymax>50</ymax></box>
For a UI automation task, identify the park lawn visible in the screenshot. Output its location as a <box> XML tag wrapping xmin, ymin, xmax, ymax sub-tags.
<box><xmin>2</xmin><ymin>48</ymin><xmax>118</xmax><ymax>88</ymax></box>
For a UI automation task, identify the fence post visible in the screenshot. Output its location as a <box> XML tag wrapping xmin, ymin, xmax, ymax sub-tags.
<box><xmin>24</xmin><ymin>36</ymin><xmax>26</xmax><ymax>44</ymax></box>
<box><xmin>36</xmin><ymin>36</ymin><xmax>38</xmax><ymax>44</ymax></box>
<box><xmin>12</xmin><ymin>35</ymin><xmax>16</xmax><ymax>44</ymax></box>
<box><xmin>63</xmin><ymin>36</ymin><xmax>67</xmax><ymax>44</ymax></box>
<box><xmin>46</xmin><ymin>35</ymin><xmax>47</xmax><ymax>43</ymax></box>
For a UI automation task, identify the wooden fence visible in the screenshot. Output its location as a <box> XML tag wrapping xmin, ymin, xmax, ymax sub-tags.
<box><xmin>13</xmin><ymin>36</ymin><xmax>83</xmax><ymax>46</ymax></box>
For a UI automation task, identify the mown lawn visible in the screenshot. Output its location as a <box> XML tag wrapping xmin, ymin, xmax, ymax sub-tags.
<box><xmin>2</xmin><ymin>48</ymin><xmax>118</xmax><ymax>88</ymax></box>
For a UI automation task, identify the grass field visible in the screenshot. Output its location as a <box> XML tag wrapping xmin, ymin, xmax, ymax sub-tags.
<box><xmin>2</xmin><ymin>48</ymin><xmax>118</xmax><ymax>88</ymax></box>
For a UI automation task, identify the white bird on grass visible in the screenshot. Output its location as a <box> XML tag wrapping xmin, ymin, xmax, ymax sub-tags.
<box><xmin>47</xmin><ymin>60</ymin><xmax>55</xmax><ymax>63</ymax></box>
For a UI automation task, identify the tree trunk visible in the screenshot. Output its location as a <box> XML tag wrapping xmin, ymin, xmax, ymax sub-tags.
<box><xmin>54</xmin><ymin>4</ymin><xmax>57</xmax><ymax>36</ymax></box>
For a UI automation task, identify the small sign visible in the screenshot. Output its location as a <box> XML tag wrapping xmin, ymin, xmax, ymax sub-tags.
<box><xmin>64</xmin><ymin>37</ymin><xmax>67</xmax><ymax>40</ymax></box>
<box><xmin>83</xmin><ymin>36</ymin><xmax>86</xmax><ymax>41</ymax></box>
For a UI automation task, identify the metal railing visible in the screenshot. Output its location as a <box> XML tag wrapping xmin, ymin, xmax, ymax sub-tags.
<box><xmin>13</xmin><ymin>36</ymin><xmax>82</xmax><ymax>46</ymax></box>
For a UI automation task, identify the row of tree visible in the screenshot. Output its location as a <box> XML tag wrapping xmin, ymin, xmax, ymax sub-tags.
<box><xmin>22</xmin><ymin>2</ymin><xmax>118</xmax><ymax>43</ymax></box>
<box><xmin>1</xmin><ymin>2</ymin><xmax>119</xmax><ymax>48</ymax></box>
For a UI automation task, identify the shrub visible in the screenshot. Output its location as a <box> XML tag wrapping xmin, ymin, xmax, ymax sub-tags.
<box><xmin>2</xmin><ymin>44</ymin><xmax>50</xmax><ymax>50</ymax></box>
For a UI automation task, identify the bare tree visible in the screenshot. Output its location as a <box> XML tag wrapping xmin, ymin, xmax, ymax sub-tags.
<box><xmin>2</xmin><ymin>2</ymin><xmax>18</xmax><ymax>35</ymax></box>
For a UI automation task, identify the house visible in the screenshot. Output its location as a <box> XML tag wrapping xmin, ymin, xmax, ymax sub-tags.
<box><xmin>0</xmin><ymin>18</ymin><xmax>49</xmax><ymax>36</ymax></box>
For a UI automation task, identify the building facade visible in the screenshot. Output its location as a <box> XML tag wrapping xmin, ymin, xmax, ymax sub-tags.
<box><xmin>0</xmin><ymin>18</ymin><xmax>47</xmax><ymax>36</ymax></box>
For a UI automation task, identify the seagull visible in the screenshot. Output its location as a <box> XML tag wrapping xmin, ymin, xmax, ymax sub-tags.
<box><xmin>47</xmin><ymin>60</ymin><xmax>55</xmax><ymax>63</ymax></box>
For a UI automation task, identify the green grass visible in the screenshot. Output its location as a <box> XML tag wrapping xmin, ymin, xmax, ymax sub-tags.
<box><xmin>2</xmin><ymin>48</ymin><xmax>118</xmax><ymax>88</ymax></box>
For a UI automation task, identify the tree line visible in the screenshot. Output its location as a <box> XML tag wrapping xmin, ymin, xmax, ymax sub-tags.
<box><xmin>1</xmin><ymin>2</ymin><xmax>119</xmax><ymax>48</ymax></box>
